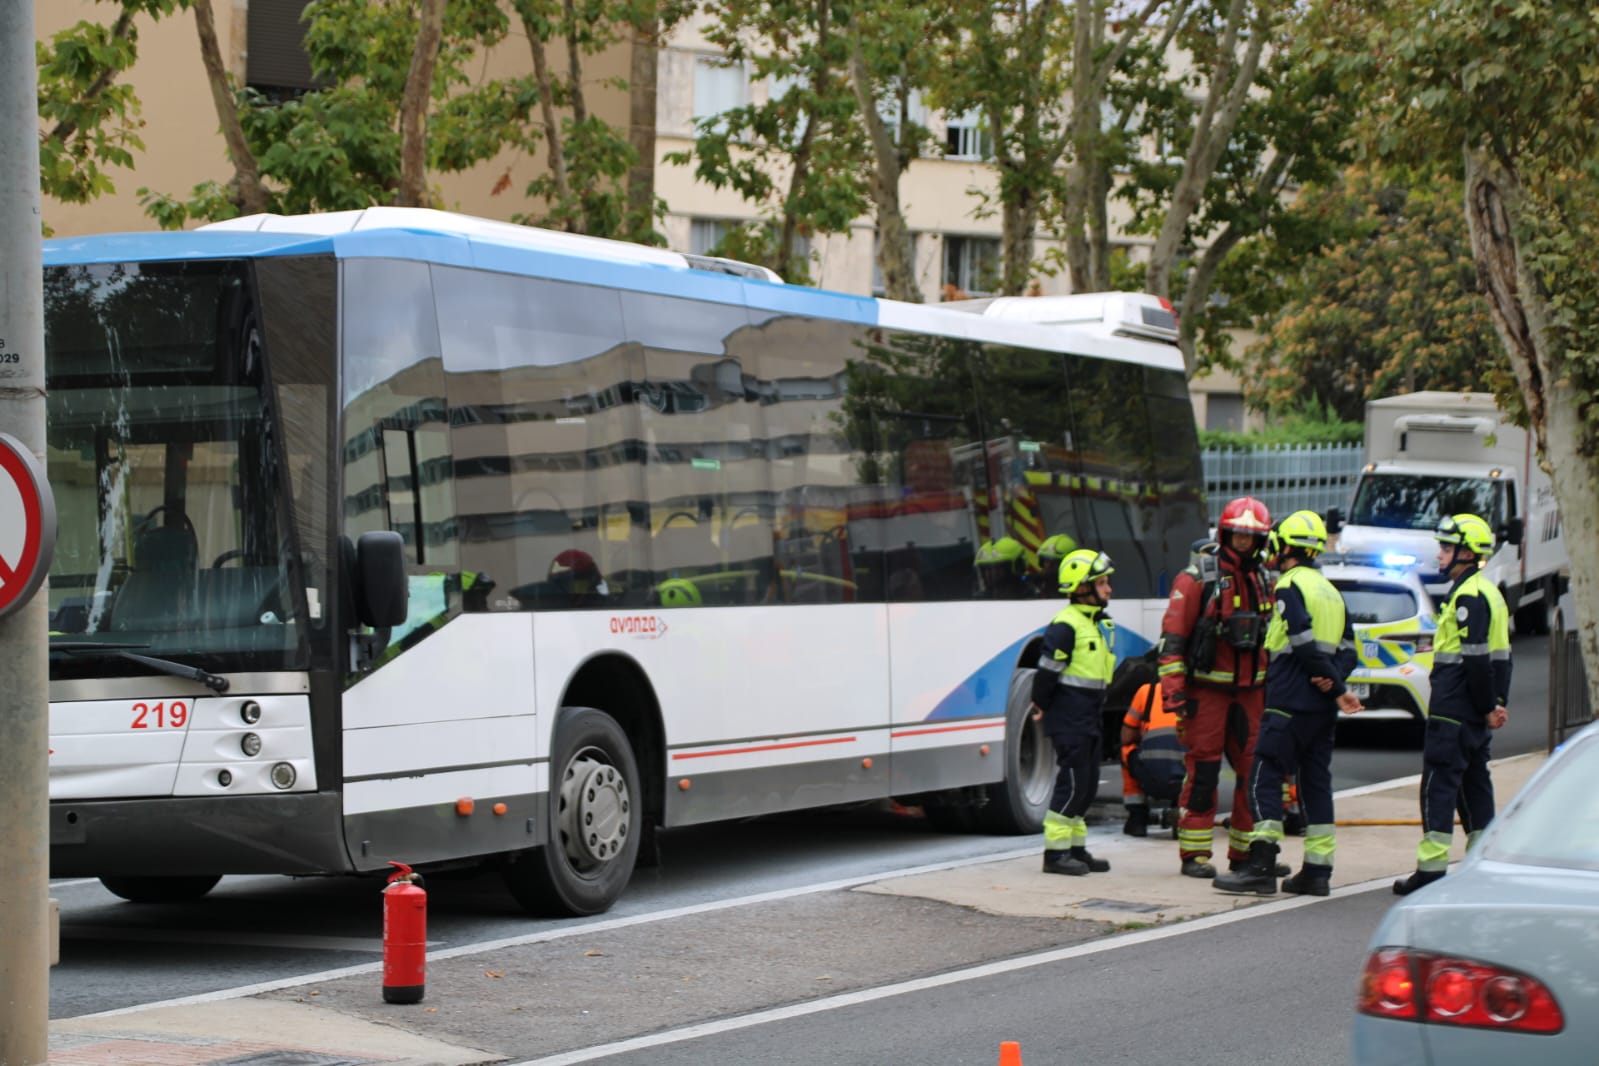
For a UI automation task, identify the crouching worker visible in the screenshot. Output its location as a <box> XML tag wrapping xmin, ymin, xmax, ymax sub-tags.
<box><xmin>1031</xmin><ymin>549</ymin><xmax>1117</xmax><ymax>876</ymax></box>
<box><xmin>1120</xmin><ymin>681</ymin><xmax>1187</xmax><ymax>836</ymax></box>
<box><xmin>1215</xmin><ymin>512</ymin><xmax>1362</xmax><ymax>896</ymax></box>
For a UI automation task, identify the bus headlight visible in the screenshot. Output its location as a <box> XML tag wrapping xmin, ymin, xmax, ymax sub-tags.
<box><xmin>241</xmin><ymin>732</ymin><xmax>263</xmax><ymax>757</ymax></box>
<box><xmin>240</xmin><ymin>700</ymin><xmax>262</xmax><ymax>725</ymax></box>
<box><xmin>218</xmin><ymin>770</ymin><xmax>233</xmax><ymax>787</ymax></box>
<box><xmin>270</xmin><ymin>762</ymin><xmax>297</xmax><ymax>790</ymax></box>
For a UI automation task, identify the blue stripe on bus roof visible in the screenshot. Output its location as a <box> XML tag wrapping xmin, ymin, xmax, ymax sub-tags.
<box><xmin>42</xmin><ymin>230</ymin><xmax>336</xmax><ymax>264</ymax></box>
<box><xmin>43</xmin><ymin>226</ymin><xmax>884</xmax><ymax>324</ymax></box>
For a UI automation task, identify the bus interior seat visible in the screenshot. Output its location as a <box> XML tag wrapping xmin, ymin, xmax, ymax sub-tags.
<box><xmin>112</xmin><ymin>523</ymin><xmax>200</xmax><ymax>631</ymax></box>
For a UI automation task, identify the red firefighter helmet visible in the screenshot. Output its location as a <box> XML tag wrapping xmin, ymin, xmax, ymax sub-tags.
<box><xmin>1217</xmin><ymin>496</ymin><xmax>1272</xmax><ymax>537</ymax></box>
<box><xmin>549</xmin><ymin>549</ymin><xmax>608</xmax><ymax>599</ymax></box>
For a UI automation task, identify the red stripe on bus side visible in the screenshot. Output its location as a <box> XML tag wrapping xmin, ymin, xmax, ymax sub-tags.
<box><xmin>671</xmin><ymin>736</ymin><xmax>858</xmax><ymax>760</ymax></box>
<box><xmin>891</xmin><ymin>721</ymin><xmax>1005</xmax><ymax>738</ymax></box>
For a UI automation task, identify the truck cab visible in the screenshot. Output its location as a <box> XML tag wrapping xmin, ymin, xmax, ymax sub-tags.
<box><xmin>1335</xmin><ymin>393</ymin><xmax>1564</xmax><ymax>634</ymax></box>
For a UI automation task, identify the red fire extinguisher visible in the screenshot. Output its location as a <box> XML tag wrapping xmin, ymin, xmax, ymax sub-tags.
<box><xmin>382</xmin><ymin>861</ymin><xmax>426</xmax><ymax>1004</ymax></box>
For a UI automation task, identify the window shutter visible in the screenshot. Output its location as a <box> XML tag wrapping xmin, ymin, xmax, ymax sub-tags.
<box><xmin>247</xmin><ymin>0</ymin><xmax>318</xmax><ymax>93</ymax></box>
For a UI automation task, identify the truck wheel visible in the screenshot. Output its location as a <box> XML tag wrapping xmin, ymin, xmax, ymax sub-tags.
<box><xmin>976</xmin><ymin>668</ymin><xmax>1051</xmax><ymax>833</ymax></box>
<box><xmin>503</xmin><ymin>707</ymin><xmax>641</xmax><ymax>917</ymax></box>
<box><xmin>1514</xmin><ymin>593</ymin><xmax>1550</xmax><ymax>636</ymax></box>
<box><xmin>99</xmin><ymin>875</ymin><xmax>221</xmax><ymax>903</ymax></box>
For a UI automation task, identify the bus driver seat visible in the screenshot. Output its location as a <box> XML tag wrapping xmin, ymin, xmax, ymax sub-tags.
<box><xmin>112</xmin><ymin>519</ymin><xmax>199</xmax><ymax>632</ymax></box>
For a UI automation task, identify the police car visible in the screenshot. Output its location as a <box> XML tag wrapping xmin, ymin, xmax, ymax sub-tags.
<box><xmin>1320</xmin><ymin>558</ymin><xmax>1437</xmax><ymax>726</ymax></box>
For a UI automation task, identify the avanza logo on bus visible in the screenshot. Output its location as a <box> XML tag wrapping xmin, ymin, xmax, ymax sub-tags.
<box><xmin>610</xmin><ymin>614</ymin><xmax>668</xmax><ymax>639</ymax></box>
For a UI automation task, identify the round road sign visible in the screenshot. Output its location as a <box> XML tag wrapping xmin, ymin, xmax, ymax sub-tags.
<box><xmin>0</xmin><ymin>432</ymin><xmax>57</xmax><ymax>621</ymax></box>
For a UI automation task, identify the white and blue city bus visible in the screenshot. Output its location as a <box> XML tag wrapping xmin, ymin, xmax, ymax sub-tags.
<box><xmin>42</xmin><ymin>208</ymin><xmax>1207</xmax><ymax>916</ymax></box>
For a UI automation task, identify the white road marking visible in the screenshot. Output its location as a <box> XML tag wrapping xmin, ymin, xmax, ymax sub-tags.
<box><xmin>505</xmin><ymin>876</ymin><xmax>1397</xmax><ymax>1066</ymax></box>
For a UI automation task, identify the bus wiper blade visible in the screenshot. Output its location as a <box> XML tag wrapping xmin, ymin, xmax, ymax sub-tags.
<box><xmin>51</xmin><ymin>644</ymin><xmax>230</xmax><ymax>694</ymax></box>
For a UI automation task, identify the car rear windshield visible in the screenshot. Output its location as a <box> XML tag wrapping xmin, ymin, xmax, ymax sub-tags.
<box><xmin>1329</xmin><ymin>580</ymin><xmax>1418</xmax><ymax>625</ymax></box>
<box><xmin>1484</xmin><ymin>732</ymin><xmax>1599</xmax><ymax>871</ymax></box>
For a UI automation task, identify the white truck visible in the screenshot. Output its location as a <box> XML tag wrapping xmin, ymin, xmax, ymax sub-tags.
<box><xmin>1332</xmin><ymin>391</ymin><xmax>1566</xmax><ymax>634</ymax></box>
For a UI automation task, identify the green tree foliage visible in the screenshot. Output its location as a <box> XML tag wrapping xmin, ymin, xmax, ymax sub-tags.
<box><xmin>1244</xmin><ymin>168</ymin><xmax>1507</xmax><ymax>421</ymax></box>
<box><xmin>669</xmin><ymin>0</ymin><xmax>944</xmax><ymax>297</ymax></box>
<box><xmin>141</xmin><ymin>0</ymin><xmax>532</xmax><ymax>225</ymax></box>
<box><xmin>1115</xmin><ymin>0</ymin><xmax>1359</xmax><ymax>372</ymax></box>
<box><xmin>1356</xmin><ymin>0</ymin><xmax>1599</xmax><ymax>680</ymax></box>
<box><xmin>664</xmin><ymin>0</ymin><xmax>872</xmax><ymax>282</ymax></box>
<box><xmin>36</xmin><ymin>0</ymin><xmax>185</xmax><ymax>221</ymax></box>
<box><xmin>932</xmin><ymin>0</ymin><xmax>1075</xmax><ymax>296</ymax></box>
<box><xmin>511</xmin><ymin>0</ymin><xmax>690</xmax><ymax>242</ymax></box>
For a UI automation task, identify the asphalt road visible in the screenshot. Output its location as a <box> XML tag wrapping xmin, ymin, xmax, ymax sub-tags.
<box><xmin>515</xmin><ymin>885</ymin><xmax>1397</xmax><ymax>1066</ymax></box>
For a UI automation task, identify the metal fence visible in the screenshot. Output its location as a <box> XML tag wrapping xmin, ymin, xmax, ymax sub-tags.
<box><xmin>1201</xmin><ymin>442</ymin><xmax>1364</xmax><ymax>522</ymax></box>
<box><xmin>1548</xmin><ymin>628</ymin><xmax>1593</xmax><ymax>751</ymax></box>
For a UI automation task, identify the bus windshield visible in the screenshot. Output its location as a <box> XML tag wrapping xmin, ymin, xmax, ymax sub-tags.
<box><xmin>1348</xmin><ymin>472</ymin><xmax>1502</xmax><ymax>532</ymax></box>
<box><xmin>44</xmin><ymin>259</ymin><xmax>309</xmax><ymax>677</ymax></box>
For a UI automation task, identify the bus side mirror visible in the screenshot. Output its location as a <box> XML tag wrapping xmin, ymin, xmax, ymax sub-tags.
<box><xmin>356</xmin><ymin>531</ymin><xmax>410</xmax><ymax>627</ymax></box>
<box><xmin>1324</xmin><ymin>507</ymin><xmax>1344</xmax><ymax>535</ymax></box>
<box><xmin>1503</xmin><ymin>517</ymin><xmax>1524</xmax><ymax>547</ymax></box>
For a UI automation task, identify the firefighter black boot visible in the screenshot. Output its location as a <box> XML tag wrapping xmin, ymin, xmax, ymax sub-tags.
<box><xmin>1070</xmin><ymin>846</ymin><xmax>1111</xmax><ymax>872</ymax></box>
<box><xmin>1231</xmin><ymin>855</ymin><xmax>1291</xmax><ymax>877</ymax></box>
<box><xmin>1392</xmin><ymin>869</ymin><xmax>1445</xmax><ymax>896</ymax></box>
<box><xmin>1180</xmin><ymin>857</ymin><xmax>1217</xmax><ymax>879</ymax></box>
<box><xmin>1282</xmin><ymin>865</ymin><xmax>1331</xmax><ymax>897</ymax></box>
<box><xmin>1213</xmin><ymin>840</ymin><xmax>1279</xmax><ymax>895</ymax></box>
<box><xmin>1043</xmin><ymin>849</ymin><xmax>1090</xmax><ymax>876</ymax></box>
<box><xmin>1123</xmin><ymin>804</ymin><xmax>1150</xmax><ymax>837</ymax></box>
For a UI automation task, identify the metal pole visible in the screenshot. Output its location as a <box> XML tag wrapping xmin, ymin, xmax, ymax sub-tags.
<box><xmin>0</xmin><ymin>0</ymin><xmax>51</xmax><ymax>1061</ymax></box>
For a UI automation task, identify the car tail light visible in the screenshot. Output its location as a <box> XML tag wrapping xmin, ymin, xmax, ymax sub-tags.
<box><xmin>1358</xmin><ymin>948</ymin><xmax>1563</xmax><ymax>1033</ymax></box>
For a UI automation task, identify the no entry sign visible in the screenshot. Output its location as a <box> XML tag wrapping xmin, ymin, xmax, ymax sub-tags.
<box><xmin>0</xmin><ymin>432</ymin><xmax>56</xmax><ymax>621</ymax></box>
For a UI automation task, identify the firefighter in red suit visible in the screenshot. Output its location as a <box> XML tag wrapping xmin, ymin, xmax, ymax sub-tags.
<box><xmin>1159</xmin><ymin>497</ymin><xmax>1276</xmax><ymax>879</ymax></box>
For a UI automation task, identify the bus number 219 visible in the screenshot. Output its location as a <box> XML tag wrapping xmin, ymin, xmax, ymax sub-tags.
<box><xmin>131</xmin><ymin>701</ymin><xmax>189</xmax><ymax>729</ymax></box>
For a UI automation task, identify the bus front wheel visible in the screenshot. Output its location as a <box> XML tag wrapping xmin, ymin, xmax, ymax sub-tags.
<box><xmin>504</xmin><ymin>707</ymin><xmax>642</xmax><ymax>917</ymax></box>
<box><xmin>99</xmin><ymin>875</ymin><xmax>221</xmax><ymax>903</ymax></box>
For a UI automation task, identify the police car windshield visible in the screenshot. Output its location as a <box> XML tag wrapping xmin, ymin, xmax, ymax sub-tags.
<box><xmin>1328</xmin><ymin>580</ymin><xmax>1419</xmax><ymax>625</ymax></box>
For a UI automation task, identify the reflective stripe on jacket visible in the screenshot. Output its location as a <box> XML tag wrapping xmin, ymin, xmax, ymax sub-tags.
<box><xmin>1032</xmin><ymin>601</ymin><xmax>1115</xmax><ymax>735</ymax></box>
<box><xmin>1431</xmin><ymin>568</ymin><xmax>1511</xmax><ymax>720</ymax></box>
<box><xmin>1264</xmin><ymin>563</ymin><xmax>1355</xmax><ymax>714</ymax></box>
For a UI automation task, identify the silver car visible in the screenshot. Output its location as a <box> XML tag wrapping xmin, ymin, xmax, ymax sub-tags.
<box><xmin>1351</xmin><ymin>721</ymin><xmax>1599</xmax><ymax>1063</ymax></box>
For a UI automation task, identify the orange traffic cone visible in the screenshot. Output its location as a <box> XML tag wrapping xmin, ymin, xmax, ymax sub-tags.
<box><xmin>998</xmin><ymin>1041</ymin><xmax>1023</xmax><ymax>1066</ymax></box>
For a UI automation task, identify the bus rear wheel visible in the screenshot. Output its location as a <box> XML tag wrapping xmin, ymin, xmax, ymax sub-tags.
<box><xmin>99</xmin><ymin>875</ymin><xmax>221</xmax><ymax>903</ymax></box>
<box><xmin>503</xmin><ymin>707</ymin><xmax>641</xmax><ymax>917</ymax></box>
<box><xmin>976</xmin><ymin>667</ymin><xmax>1051</xmax><ymax>833</ymax></box>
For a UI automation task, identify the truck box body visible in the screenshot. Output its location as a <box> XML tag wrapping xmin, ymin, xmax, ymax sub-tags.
<box><xmin>1337</xmin><ymin>392</ymin><xmax>1565</xmax><ymax>633</ymax></box>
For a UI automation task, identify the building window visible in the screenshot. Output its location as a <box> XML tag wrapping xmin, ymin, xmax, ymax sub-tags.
<box><xmin>943</xmin><ymin>236</ymin><xmax>1000</xmax><ymax>298</ymax></box>
<box><xmin>690</xmin><ymin>219</ymin><xmax>736</xmax><ymax>256</ymax></box>
<box><xmin>768</xmin><ymin>72</ymin><xmax>809</xmax><ymax>138</ymax></box>
<box><xmin>1205</xmin><ymin>393</ymin><xmax>1245</xmax><ymax>433</ymax></box>
<box><xmin>944</xmin><ymin>109</ymin><xmax>993</xmax><ymax>160</ymax></box>
<box><xmin>693</xmin><ymin>57</ymin><xmax>749</xmax><ymax>127</ymax></box>
<box><xmin>877</xmin><ymin>89</ymin><xmax>927</xmax><ymax>141</ymax></box>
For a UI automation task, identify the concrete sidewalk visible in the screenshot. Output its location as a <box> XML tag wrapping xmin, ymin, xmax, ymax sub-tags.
<box><xmin>47</xmin><ymin>752</ymin><xmax>1548</xmax><ymax>1065</ymax></box>
<box><xmin>863</xmin><ymin>751</ymin><xmax>1547</xmax><ymax>924</ymax></box>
